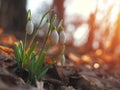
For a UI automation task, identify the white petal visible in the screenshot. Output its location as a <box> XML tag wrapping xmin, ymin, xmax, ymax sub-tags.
<box><xmin>50</xmin><ymin>30</ymin><xmax>59</xmax><ymax>45</ymax></box>
<box><xmin>59</xmin><ymin>31</ymin><xmax>66</xmax><ymax>44</ymax></box>
<box><xmin>26</xmin><ymin>21</ymin><xmax>34</xmax><ymax>35</ymax></box>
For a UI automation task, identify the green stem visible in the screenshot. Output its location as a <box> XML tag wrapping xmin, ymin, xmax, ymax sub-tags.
<box><xmin>27</xmin><ymin>10</ymin><xmax>51</xmax><ymax>50</ymax></box>
<box><xmin>24</xmin><ymin>32</ymin><xmax>27</xmax><ymax>52</ymax></box>
<box><xmin>37</xmin><ymin>14</ymin><xmax>57</xmax><ymax>60</ymax></box>
<box><xmin>37</xmin><ymin>21</ymin><xmax>52</xmax><ymax>60</ymax></box>
<box><xmin>27</xmin><ymin>9</ymin><xmax>31</xmax><ymax>21</ymax></box>
<box><xmin>57</xmin><ymin>19</ymin><xmax>63</xmax><ymax>31</ymax></box>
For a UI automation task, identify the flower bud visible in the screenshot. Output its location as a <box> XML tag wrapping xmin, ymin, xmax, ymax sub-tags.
<box><xmin>60</xmin><ymin>55</ymin><xmax>65</xmax><ymax>65</ymax></box>
<box><xmin>59</xmin><ymin>31</ymin><xmax>66</xmax><ymax>44</ymax></box>
<box><xmin>50</xmin><ymin>30</ymin><xmax>59</xmax><ymax>45</ymax></box>
<box><xmin>26</xmin><ymin>21</ymin><xmax>34</xmax><ymax>35</ymax></box>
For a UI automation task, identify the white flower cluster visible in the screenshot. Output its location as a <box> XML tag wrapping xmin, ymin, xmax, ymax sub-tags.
<box><xmin>25</xmin><ymin>13</ymin><xmax>66</xmax><ymax>66</ymax></box>
<box><xmin>50</xmin><ymin>30</ymin><xmax>66</xmax><ymax>45</ymax></box>
<box><xmin>50</xmin><ymin>29</ymin><xmax>66</xmax><ymax>65</ymax></box>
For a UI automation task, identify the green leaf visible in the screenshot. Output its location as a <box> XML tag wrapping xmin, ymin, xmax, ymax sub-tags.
<box><xmin>27</xmin><ymin>52</ymin><xmax>36</xmax><ymax>70</ymax></box>
<box><xmin>14</xmin><ymin>44</ymin><xmax>19</xmax><ymax>62</ymax></box>
<box><xmin>35</xmin><ymin>52</ymin><xmax>46</xmax><ymax>72</ymax></box>
<box><xmin>37</xmin><ymin>60</ymin><xmax>55</xmax><ymax>80</ymax></box>
<box><xmin>27</xmin><ymin>41</ymin><xmax>38</xmax><ymax>57</ymax></box>
<box><xmin>31</xmin><ymin>60</ymin><xmax>35</xmax><ymax>73</ymax></box>
<box><xmin>27</xmin><ymin>52</ymin><xmax>36</xmax><ymax>84</ymax></box>
<box><xmin>30</xmin><ymin>55</ymin><xmax>35</xmax><ymax>73</ymax></box>
<box><xmin>37</xmin><ymin>64</ymin><xmax>52</xmax><ymax>80</ymax></box>
<box><xmin>37</xmin><ymin>67</ymin><xmax>49</xmax><ymax>80</ymax></box>
<box><xmin>14</xmin><ymin>43</ymin><xmax>21</xmax><ymax>68</ymax></box>
<box><xmin>18</xmin><ymin>41</ymin><xmax>24</xmax><ymax>61</ymax></box>
<box><xmin>23</xmin><ymin>42</ymin><xmax>38</xmax><ymax>65</ymax></box>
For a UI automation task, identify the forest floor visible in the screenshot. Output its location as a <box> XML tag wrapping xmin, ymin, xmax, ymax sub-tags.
<box><xmin>0</xmin><ymin>30</ymin><xmax>120</xmax><ymax>90</ymax></box>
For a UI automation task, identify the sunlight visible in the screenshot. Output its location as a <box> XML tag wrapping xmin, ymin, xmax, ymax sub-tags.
<box><xmin>65</xmin><ymin>0</ymin><xmax>96</xmax><ymax>47</ymax></box>
<box><xmin>68</xmin><ymin>52</ymin><xmax>81</xmax><ymax>65</ymax></box>
<box><xmin>73</xmin><ymin>24</ymin><xmax>89</xmax><ymax>46</ymax></box>
<box><xmin>27</xmin><ymin>0</ymin><xmax>53</xmax><ymax>13</ymax></box>
<box><xmin>93</xmin><ymin>63</ymin><xmax>100</xmax><ymax>69</ymax></box>
<box><xmin>27</xmin><ymin>0</ymin><xmax>42</xmax><ymax>13</ymax></box>
<box><xmin>109</xmin><ymin>5</ymin><xmax>119</xmax><ymax>23</ymax></box>
<box><xmin>93</xmin><ymin>0</ymin><xmax>120</xmax><ymax>50</ymax></box>
<box><xmin>81</xmin><ymin>55</ymin><xmax>92</xmax><ymax>64</ymax></box>
<box><xmin>26</xmin><ymin>0</ymin><xmax>53</xmax><ymax>26</ymax></box>
<box><xmin>95</xmin><ymin>49</ymin><xmax>103</xmax><ymax>56</ymax></box>
<box><xmin>65</xmin><ymin>0</ymin><xmax>97</xmax><ymax>20</ymax></box>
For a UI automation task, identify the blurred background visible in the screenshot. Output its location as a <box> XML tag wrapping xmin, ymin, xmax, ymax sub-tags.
<box><xmin>0</xmin><ymin>0</ymin><xmax>120</xmax><ymax>68</ymax></box>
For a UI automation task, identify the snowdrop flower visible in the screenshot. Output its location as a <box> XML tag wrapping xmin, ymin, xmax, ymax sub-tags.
<box><xmin>50</xmin><ymin>30</ymin><xmax>59</xmax><ymax>45</ymax></box>
<box><xmin>26</xmin><ymin>21</ymin><xmax>34</xmax><ymax>35</ymax></box>
<box><xmin>59</xmin><ymin>31</ymin><xmax>66</xmax><ymax>44</ymax></box>
<box><xmin>60</xmin><ymin>54</ymin><xmax>65</xmax><ymax>65</ymax></box>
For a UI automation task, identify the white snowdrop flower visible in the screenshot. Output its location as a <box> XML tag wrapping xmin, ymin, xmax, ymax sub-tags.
<box><xmin>60</xmin><ymin>55</ymin><xmax>65</xmax><ymax>65</ymax></box>
<box><xmin>50</xmin><ymin>30</ymin><xmax>59</xmax><ymax>45</ymax></box>
<box><xmin>26</xmin><ymin>21</ymin><xmax>34</xmax><ymax>35</ymax></box>
<box><xmin>59</xmin><ymin>31</ymin><xmax>66</xmax><ymax>44</ymax></box>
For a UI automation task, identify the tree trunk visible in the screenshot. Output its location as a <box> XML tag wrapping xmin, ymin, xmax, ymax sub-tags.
<box><xmin>0</xmin><ymin>0</ymin><xmax>26</xmax><ymax>33</ymax></box>
<box><xmin>86</xmin><ymin>13</ymin><xmax>96</xmax><ymax>50</ymax></box>
<box><xmin>52</xmin><ymin>0</ymin><xmax>64</xmax><ymax>26</ymax></box>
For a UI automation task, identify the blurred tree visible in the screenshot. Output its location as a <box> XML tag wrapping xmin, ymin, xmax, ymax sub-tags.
<box><xmin>0</xmin><ymin>0</ymin><xmax>26</xmax><ymax>33</ymax></box>
<box><xmin>52</xmin><ymin>0</ymin><xmax>64</xmax><ymax>26</ymax></box>
<box><xmin>111</xmin><ymin>12</ymin><xmax>120</xmax><ymax>53</ymax></box>
<box><xmin>86</xmin><ymin>12</ymin><xmax>96</xmax><ymax>50</ymax></box>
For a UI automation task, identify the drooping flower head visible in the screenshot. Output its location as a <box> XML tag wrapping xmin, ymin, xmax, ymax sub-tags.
<box><xmin>26</xmin><ymin>20</ymin><xmax>34</xmax><ymax>35</ymax></box>
<box><xmin>59</xmin><ymin>30</ymin><xmax>66</xmax><ymax>44</ymax></box>
<box><xmin>50</xmin><ymin>30</ymin><xmax>59</xmax><ymax>45</ymax></box>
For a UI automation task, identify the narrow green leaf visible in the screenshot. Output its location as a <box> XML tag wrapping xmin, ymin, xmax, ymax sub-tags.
<box><xmin>27</xmin><ymin>52</ymin><xmax>35</xmax><ymax>70</ymax></box>
<box><xmin>37</xmin><ymin>67</ymin><xmax>49</xmax><ymax>80</ymax></box>
<box><xmin>23</xmin><ymin>42</ymin><xmax>38</xmax><ymax>64</ymax></box>
<box><xmin>30</xmin><ymin>57</ymin><xmax>35</xmax><ymax>73</ymax></box>
<box><xmin>35</xmin><ymin>52</ymin><xmax>46</xmax><ymax>72</ymax></box>
<box><xmin>27</xmin><ymin>52</ymin><xmax>36</xmax><ymax>83</ymax></box>
<box><xmin>37</xmin><ymin>64</ymin><xmax>52</xmax><ymax>80</ymax></box>
<box><xmin>28</xmin><ymin>41</ymin><xmax>38</xmax><ymax>57</ymax></box>
<box><xmin>18</xmin><ymin>41</ymin><xmax>24</xmax><ymax>61</ymax></box>
<box><xmin>14</xmin><ymin>44</ymin><xmax>19</xmax><ymax>62</ymax></box>
<box><xmin>14</xmin><ymin>43</ymin><xmax>21</xmax><ymax>69</ymax></box>
<box><xmin>31</xmin><ymin>52</ymin><xmax>36</xmax><ymax>68</ymax></box>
